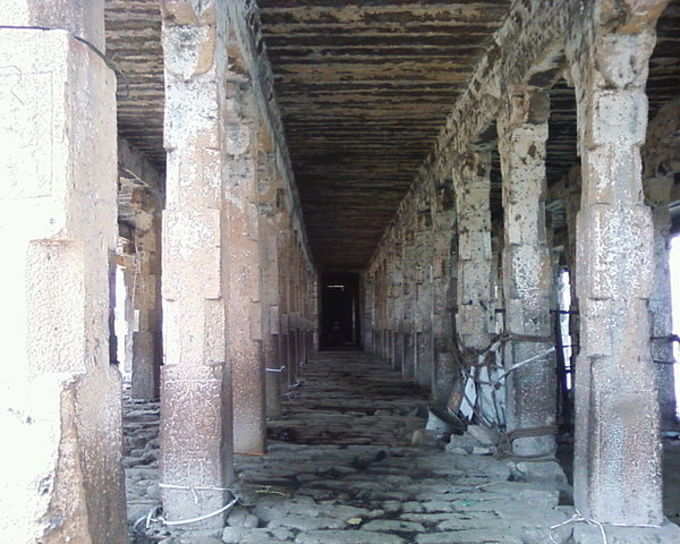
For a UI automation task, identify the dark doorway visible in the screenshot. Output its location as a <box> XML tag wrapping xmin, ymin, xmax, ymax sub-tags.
<box><xmin>320</xmin><ymin>272</ymin><xmax>361</xmax><ymax>349</ymax></box>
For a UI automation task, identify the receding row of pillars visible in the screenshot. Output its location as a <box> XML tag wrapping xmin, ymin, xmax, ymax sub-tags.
<box><xmin>1</xmin><ymin>0</ymin><xmax>676</xmax><ymax>539</ymax></box>
<box><xmin>366</xmin><ymin>4</ymin><xmax>674</xmax><ymax>526</ymax></box>
<box><xmin>159</xmin><ymin>2</ymin><xmax>317</xmax><ymax>527</ymax></box>
<box><xmin>0</xmin><ymin>0</ymin><xmax>318</xmax><ymax>539</ymax></box>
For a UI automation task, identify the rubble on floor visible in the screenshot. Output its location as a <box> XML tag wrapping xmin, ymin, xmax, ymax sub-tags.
<box><xmin>123</xmin><ymin>352</ymin><xmax>680</xmax><ymax>544</ymax></box>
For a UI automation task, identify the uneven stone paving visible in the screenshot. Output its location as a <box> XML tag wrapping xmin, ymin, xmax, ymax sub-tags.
<box><xmin>123</xmin><ymin>351</ymin><xmax>678</xmax><ymax>544</ymax></box>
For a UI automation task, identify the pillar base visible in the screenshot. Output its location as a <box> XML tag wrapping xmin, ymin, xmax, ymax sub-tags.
<box><xmin>160</xmin><ymin>363</ymin><xmax>232</xmax><ymax>531</ymax></box>
<box><xmin>573</xmin><ymin>521</ymin><xmax>680</xmax><ymax>544</ymax></box>
<box><xmin>0</xmin><ymin>369</ymin><xmax>127</xmax><ymax>543</ymax></box>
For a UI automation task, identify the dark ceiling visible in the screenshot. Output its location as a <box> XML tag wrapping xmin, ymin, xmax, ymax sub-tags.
<box><xmin>258</xmin><ymin>1</ymin><xmax>512</xmax><ymax>269</ymax></box>
<box><xmin>105</xmin><ymin>0</ymin><xmax>680</xmax><ymax>270</ymax></box>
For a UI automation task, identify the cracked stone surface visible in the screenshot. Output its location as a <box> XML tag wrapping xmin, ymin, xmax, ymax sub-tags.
<box><xmin>124</xmin><ymin>352</ymin><xmax>587</xmax><ymax>543</ymax></box>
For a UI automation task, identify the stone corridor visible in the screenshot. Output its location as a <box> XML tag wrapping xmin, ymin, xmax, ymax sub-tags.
<box><xmin>4</xmin><ymin>1</ymin><xmax>680</xmax><ymax>542</ymax></box>
<box><xmin>124</xmin><ymin>351</ymin><xmax>635</xmax><ymax>544</ymax></box>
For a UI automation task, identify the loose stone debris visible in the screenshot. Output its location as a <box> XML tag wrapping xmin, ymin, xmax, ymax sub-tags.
<box><xmin>124</xmin><ymin>352</ymin><xmax>679</xmax><ymax>544</ymax></box>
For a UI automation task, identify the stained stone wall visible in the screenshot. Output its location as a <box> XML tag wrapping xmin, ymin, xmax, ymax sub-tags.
<box><xmin>0</xmin><ymin>2</ymin><xmax>127</xmax><ymax>540</ymax></box>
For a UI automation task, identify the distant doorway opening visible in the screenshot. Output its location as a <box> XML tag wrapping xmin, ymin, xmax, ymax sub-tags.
<box><xmin>320</xmin><ymin>272</ymin><xmax>360</xmax><ymax>349</ymax></box>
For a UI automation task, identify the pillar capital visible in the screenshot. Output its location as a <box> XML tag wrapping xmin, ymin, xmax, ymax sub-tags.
<box><xmin>498</xmin><ymin>88</ymin><xmax>550</xmax><ymax>132</ymax></box>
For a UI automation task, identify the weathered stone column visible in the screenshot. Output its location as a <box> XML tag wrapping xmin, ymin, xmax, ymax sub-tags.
<box><xmin>415</xmin><ymin>205</ymin><xmax>434</xmax><ymax>388</ymax></box>
<box><xmin>0</xmin><ymin>1</ymin><xmax>126</xmax><ymax>541</ymax></box>
<box><xmin>644</xmin><ymin>98</ymin><xmax>680</xmax><ymax>427</ymax></box>
<box><xmin>259</xmin><ymin>143</ymin><xmax>283</xmax><ymax>418</ymax></box>
<box><xmin>131</xmin><ymin>208</ymin><xmax>162</xmax><ymax>400</ymax></box>
<box><xmin>278</xmin><ymin>221</ymin><xmax>291</xmax><ymax>388</ymax></box>
<box><xmin>564</xmin><ymin>167</ymin><xmax>581</xmax><ymax>382</ymax></box>
<box><xmin>225</xmin><ymin>83</ymin><xmax>266</xmax><ymax>456</ymax></box>
<box><xmin>363</xmin><ymin>272</ymin><xmax>375</xmax><ymax>351</ymax></box>
<box><xmin>402</xmin><ymin>221</ymin><xmax>417</xmax><ymax>379</ymax></box>
<box><xmin>160</xmin><ymin>1</ymin><xmax>232</xmax><ymax>528</ymax></box>
<box><xmin>646</xmin><ymin>177</ymin><xmax>676</xmax><ymax>427</ymax></box>
<box><xmin>567</xmin><ymin>2</ymin><xmax>667</xmax><ymax>524</ymax></box>
<box><xmin>453</xmin><ymin>152</ymin><xmax>495</xmax><ymax>359</ymax></box>
<box><xmin>498</xmin><ymin>90</ymin><xmax>556</xmax><ymax>456</ymax></box>
<box><xmin>431</xmin><ymin>181</ymin><xmax>456</xmax><ymax>403</ymax></box>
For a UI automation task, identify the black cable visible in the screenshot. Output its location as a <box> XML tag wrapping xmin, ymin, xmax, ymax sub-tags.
<box><xmin>0</xmin><ymin>24</ymin><xmax>130</xmax><ymax>98</ymax></box>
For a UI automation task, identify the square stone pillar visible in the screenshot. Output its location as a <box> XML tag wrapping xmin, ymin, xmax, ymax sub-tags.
<box><xmin>225</xmin><ymin>85</ymin><xmax>266</xmax><ymax>456</ymax></box>
<box><xmin>160</xmin><ymin>1</ymin><xmax>232</xmax><ymax>529</ymax></box>
<box><xmin>402</xmin><ymin>227</ymin><xmax>417</xmax><ymax>379</ymax></box>
<box><xmin>566</xmin><ymin>2</ymin><xmax>667</xmax><ymax>524</ymax></box>
<box><xmin>453</xmin><ymin>152</ymin><xmax>495</xmax><ymax>352</ymax></box>
<box><xmin>131</xmin><ymin>211</ymin><xmax>162</xmax><ymax>400</ymax></box>
<box><xmin>263</xmin><ymin>244</ymin><xmax>282</xmax><ymax>417</ymax></box>
<box><xmin>431</xmin><ymin>188</ymin><xmax>457</xmax><ymax>404</ymax></box>
<box><xmin>452</xmin><ymin>151</ymin><xmax>498</xmax><ymax>424</ymax></box>
<box><xmin>646</xmin><ymin>177</ymin><xmax>677</xmax><ymax>426</ymax></box>
<box><xmin>498</xmin><ymin>90</ymin><xmax>557</xmax><ymax>457</ymax></box>
<box><xmin>415</xmin><ymin>213</ymin><xmax>434</xmax><ymax>389</ymax></box>
<box><xmin>0</xmin><ymin>2</ymin><xmax>126</xmax><ymax>541</ymax></box>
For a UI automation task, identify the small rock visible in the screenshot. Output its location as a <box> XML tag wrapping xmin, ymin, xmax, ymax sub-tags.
<box><xmin>411</xmin><ymin>429</ymin><xmax>439</xmax><ymax>447</ymax></box>
<box><xmin>221</xmin><ymin>527</ymin><xmax>244</xmax><ymax>544</ymax></box>
<box><xmin>472</xmin><ymin>446</ymin><xmax>494</xmax><ymax>455</ymax></box>
<box><xmin>445</xmin><ymin>433</ymin><xmax>479</xmax><ymax>454</ymax></box>
<box><xmin>362</xmin><ymin>519</ymin><xmax>426</xmax><ymax>532</ymax></box>
<box><xmin>467</xmin><ymin>424</ymin><xmax>499</xmax><ymax>446</ymax></box>
<box><xmin>178</xmin><ymin>536</ymin><xmax>223</xmax><ymax>544</ymax></box>
<box><xmin>227</xmin><ymin>507</ymin><xmax>259</xmax><ymax>529</ymax></box>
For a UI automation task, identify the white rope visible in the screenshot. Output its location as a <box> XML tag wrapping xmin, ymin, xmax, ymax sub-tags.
<box><xmin>549</xmin><ymin>511</ymin><xmax>608</xmax><ymax>544</ymax></box>
<box><xmin>492</xmin><ymin>346</ymin><xmax>556</xmax><ymax>388</ymax></box>
<box><xmin>159</xmin><ymin>483</ymin><xmax>236</xmax><ymax>506</ymax></box>
<box><xmin>134</xmin><ymin>485</ymin><xmax>240</xmax><ymax>531</ymax></box>
<box><xmin>548</xmin><ymin>509</ymin><xmax>663</xmax><ymax>544</ymax></box>
<box><xmin>161</xmin><ymin>496</ymin><xmax>239</xmax><ymax>527</ymax></box>
<box><xmin>266</xmin><ymin>366</ymin><xmax>286</xmax><ymax>373</ymax></box>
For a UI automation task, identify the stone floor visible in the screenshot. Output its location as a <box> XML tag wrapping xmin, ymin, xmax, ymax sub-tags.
<box><xmin>123</xmin><ymin>351</ymin><xmax>680</xmax><ymax>544</ymax></box>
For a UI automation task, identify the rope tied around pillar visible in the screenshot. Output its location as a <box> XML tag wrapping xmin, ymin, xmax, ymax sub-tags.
<box><xmin>548</xmin><ymin>509</ymin><xmax>663</xmax><ymax>544</ymax></box>
<box><xmin>133</xmin><ymin>483</ymin><xmax>241</xmax><ymax>534</ymax></box>
<box><xmin>450</xmin><ymin>330</ymin><xmax>559</xmax><ymax>459</ymax></box>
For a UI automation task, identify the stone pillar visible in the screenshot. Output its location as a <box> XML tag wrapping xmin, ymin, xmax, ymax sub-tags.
<box><xmin>160</xmin><ymin>1</ymin><xmax>232</xmax><ymax>529</ymax></box>
<box><xmin>647</xmin><ymin>176</ymin><xmax>677</xmax><ymax>426</ymax></box>
<box><xmin>453</xmin><ymin>152</ymin><xmax>495</xmax><ymax>355</ymax></box>
<box><xmin>131</xmin><ymin>210</ymin><xmax>162</xmax><ymax>400</ymax></box>
<box><xmin>644</xmin><ymin>99</ymin><xmax>679</xmax><ymax>427</ymax></box>
<box><xmin>564</xmin><ymin>167</ymin><xmax>581</xmax><ymax>382</ymax></box>
<box><xmin>402</xmin><ymin>224</ymin><xmax>417</xmax><ymax>378</ymax></box>
<box><xmin>0</xmin><ymin>1</ymin><xmax>126</xmax><ymax>541</ymax></box>
<box><xmin>498</xmin><ymin>90</ymin><xmax>556</xmax><ymax>456</ymax></box>
<box><xmin>225</xmin><ymin>83</ymin><xmax>266</xmax><ymax>456</ymax></box>
<box><xmin>567</xmin><ymin>3</ymin><xmax>666</xmax><ymax>524</ymax></box>
<box><xmin>119</xmin><ymin>254</ymin><xmax>136</xmax><ymax>373</ymax></box>
<box><xmin>258</xmin><ymin>135</ymin><xmax>282</xmax><ymax>418</ymax></box>
<box><xmin>432</xmin><ymin>189</ymin><xmax>454</xmax><ymax>401</ymax></box>
<box><xmin>415</xmin><ymin>206</ymin><xmax>434</xmax><ymax>388</ymax></box>
<box><xmin>278</xmin><ymin>222</ymin><xmax>291</xmax><ymax>388</ymax></box>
